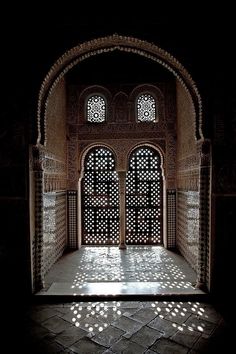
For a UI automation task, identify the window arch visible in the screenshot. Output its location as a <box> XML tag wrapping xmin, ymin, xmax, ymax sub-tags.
<box><xmin>86</xmin><ymin>94</ymin><xmax>106</xmax><ymax>122</ymax></box>
<box><xmin>136</xmin><ymin>93</ymin><xmax>156</xmax><ymax>122</ymax></box>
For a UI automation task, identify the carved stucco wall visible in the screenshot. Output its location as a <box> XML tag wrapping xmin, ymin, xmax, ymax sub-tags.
<box><xmin>67</xmin><ymin>82</ymin><xmax>176</xmax><ymax>189</ymax></box>
<box><xmin>37</xmin><ymin>79</ymin><xmax>68</xmax><ymax>281</ymax></box>
<box><xmin>176</xmin><ymin>81</ymin><xmax>200</xmax><ymax>271</ymax></box>
<box><xmin>45</xmin><ymin>78</ymin><xmax>67</xmax><ymax>159</ymax></box>
<box><xmin>43</xmin><ymin>78</ymin><xmax>67</xmax><ymax>192</ymax></box>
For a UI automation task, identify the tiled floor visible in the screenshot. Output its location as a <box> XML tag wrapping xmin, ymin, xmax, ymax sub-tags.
<box><xmin>39</xmin><ymin>246</ymin><xmax>202</xmax><ymax>297</ymax></box>
<box><xmin>12</xmin><ymin>300</ymin><xmax>233</xmax><ymax>353</ymax></box>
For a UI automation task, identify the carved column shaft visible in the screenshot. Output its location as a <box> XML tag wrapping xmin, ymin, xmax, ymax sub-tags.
<box><xmin>118</xmin><ymin>171</ymin><xmax>127</xmax><ymax>249</ymax></box>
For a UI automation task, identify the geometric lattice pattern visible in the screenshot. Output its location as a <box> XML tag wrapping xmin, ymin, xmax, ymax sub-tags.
<box><xmin>137</xmin><ymin>93</ymin><xmax>156</xmax><ymax>122</ymax></box>
<box><xmin>82</xmin><ymin>147</ymin><xmax>119</xmax><ymax>245</ymax></box>
<box><xmin>167</xmin><ymin>189</ymin><xmax>176</xmax><ymax>248</ymax></box>
<box><xmin>126</xmin><ymin>147</ymin><xmax>163</xmax><ymax>244</ymax></box>
<box><xmin>87</xmin><ymin>95</ymin><xmax>106</xmax><ymax>122</ymax></box>
<box><xmin>68</xmin><ymin>191</ymin><xmax>78</xmax><ymax>249</ymax></box>
<box><xmin>43</xmin><ymin>192</ymin><xmax>67</xmax><ymax>276</ymax></box>
<box><xmin>176</xmin><ymin>191</ymin><xmax>199</xmax><ymax>272</ymax></box>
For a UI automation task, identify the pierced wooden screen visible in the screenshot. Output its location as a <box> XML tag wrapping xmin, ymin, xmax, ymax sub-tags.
<box><xmin>126</xmin><ymin>147</ymin><xmax>163</xmax><ymax>244</ymax></box>
<box><xmin>82</xmin><ymin>147</ymin><xmax>119</xmax><ymax>245</ymax></box>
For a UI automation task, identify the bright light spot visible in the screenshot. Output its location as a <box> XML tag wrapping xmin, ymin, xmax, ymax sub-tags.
<box><xmin>77</xmin><ymin>314</ymin><xmax>81</xmax><ymax>319</ymax></box>
<box><xmin>197</xmin><ymin>326</ymin><xmax>204</xmax><ymax>332</ymax></box>
<box><xmin>89</xmin><ymin>327</ymin><xmax>93</xmax><ymax>332</ymax></box>
<box><xmin>75</xmin><ymin>322</ymin><xmax>80</xmax><ymax>327</ymax></box>
<box><xmin>99</xmin><ymin>327</ymin><xmax>103</xmax><ymax>332</ymax></box>
<box><xmin>178</xmin><ymin>326</ymin><xmax>183</xmax><ymax>331</ymax></box>
<box><xmin>117</xmin><ymin>310</ymin><xmax>121</xmax><ymax>315</ymax></box>
<box><xmin>172</xmin><ymin>323</ymin><xmax>177</xmax><ymax>327</ymax></box>
<box><xmin>73</xmin><ymin>310</ymin><xmax>78</xmax><ymax>314</ymax></box>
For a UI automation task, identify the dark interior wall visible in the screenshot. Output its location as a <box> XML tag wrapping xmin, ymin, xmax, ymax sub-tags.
<box><xmin>1</xmin><ymin>9</ymin><xmax>235</xmax><ymax>320</ymax></box>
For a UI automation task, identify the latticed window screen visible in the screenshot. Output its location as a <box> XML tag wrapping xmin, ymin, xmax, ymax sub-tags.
<box><xmin>87</xmin><ymin>95</ymin><xmax>106</xmax><ymax>122</ymax></box>
<box><xmin>82</xmin><ymin>147</ymin><xmax>119</xmax><ymax>245</ymax></box>
<box><xmin>137</xmin><ymin>94</ymin><xmax>156</xmax><ymax>122</ymax></box>
<box><xmin>126</xmin><ymin>147</ymin><xmax>163</xmax><ymax>244</ymax></box>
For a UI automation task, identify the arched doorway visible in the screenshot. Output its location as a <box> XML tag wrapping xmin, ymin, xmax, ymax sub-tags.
<box><xmin>31</xmin><ymin>35</ymin><xmax>211</xmax><ymax>293</ymax></box>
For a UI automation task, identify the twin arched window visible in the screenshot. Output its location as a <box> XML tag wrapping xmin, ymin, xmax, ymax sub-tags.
<box><xmin>86</xmin><ymin>93</ymin><xmax>157</xmax><ymax>123</ymax></box>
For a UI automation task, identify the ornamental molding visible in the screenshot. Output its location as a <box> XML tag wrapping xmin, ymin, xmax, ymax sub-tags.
<box><xmin>37</xmin><ymin>34</ymin><xmax>203</xmax><ymax>145</ymax></box>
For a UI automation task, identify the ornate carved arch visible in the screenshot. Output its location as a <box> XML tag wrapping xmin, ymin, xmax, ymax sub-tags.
<box><xmin>37</xmin><ymin>34</ymin><xmax>203</xmax><ymax>145</ymax></box>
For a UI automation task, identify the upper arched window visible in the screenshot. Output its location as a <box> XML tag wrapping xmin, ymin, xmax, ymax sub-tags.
<box><xmin>137</xmin><ymin>93</ymin><xmax>156</xmax><ymax>122</ymax></box>
<box><xmin>86</xmin><ymin>95</ymin><xmax>106</xmax><ymax>122</ymax></box>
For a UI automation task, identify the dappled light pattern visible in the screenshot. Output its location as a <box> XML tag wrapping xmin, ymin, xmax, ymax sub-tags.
<box><xmin>151</xmin><ymin>301</ymin><xmax>213</xmax><ymax>333</ymax></box>
<box><xmin>28</xmin><ymin>300</ymin><xmax>224</xmax><ymax>353</ymax></box>
<box><xmin>70</xmin><ymin>301</ymin><xmax>123</xmax><ymax>334</ymax></box>
<box><xmin>70</xmin><ymin>246</ymin><xmax>196</xmax><ymax>292</ymax></box>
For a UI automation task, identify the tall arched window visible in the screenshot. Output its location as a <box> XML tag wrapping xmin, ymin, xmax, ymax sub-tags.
<box><xmin>126</xmin><ymin>147</ymin><xmax>163</xmax><ymax>244</ymax></box>
<box><xmin>82</xmin><ymin>147</ymin><xmax>119</xmax><ymax>245</ymax></box>
<box><xmin>137</xmin><ymin>93</ymin><xmax>156</xmax><ymax>122</ymax></box>
<box><xmin>86</xmin><ymin>95</ymin><xmax>106</xmax><ymax>122</ymax></box>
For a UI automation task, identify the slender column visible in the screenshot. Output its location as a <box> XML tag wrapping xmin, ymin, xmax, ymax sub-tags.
<box><xmin>118</xmin><ymin>171</ymin><xmax>127</xmax><ymax>249</ymax></box>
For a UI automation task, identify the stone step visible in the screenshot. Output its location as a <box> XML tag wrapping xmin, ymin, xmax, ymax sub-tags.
<box><xmin>35</xmin><ymin>281</ymin><xmax>208</xmax><ymax>303</ymax></box>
